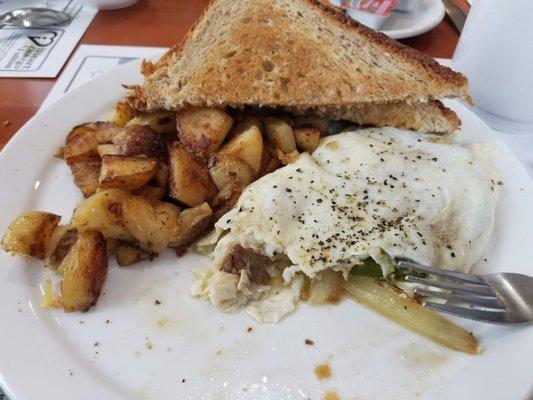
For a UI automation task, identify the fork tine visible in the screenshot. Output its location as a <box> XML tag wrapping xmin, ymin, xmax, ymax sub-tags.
<box><xmin>397</xmin><ymin>259</ymin><xmax>484</xmax><ymax>285</ymax></box>
<box><xmin>422</xmin><ymin>301</ymin><xmax>518</xmax><ymax>324</ymax></box>
<box><xmin>414</xmin><ymin>287</ymin><xmax>506</xmax><ymax>310</ymax></box>
<box><xmin>405</xmin><ymin>275</ymin><xmax>495</xmax><ymax>296</ymax></box>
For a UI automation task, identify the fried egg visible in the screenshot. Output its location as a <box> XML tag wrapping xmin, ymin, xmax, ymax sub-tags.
<box><xmin>191</xmin><ymin>127</ymin><xmax>499</xmax><ymax>322</ymax></box>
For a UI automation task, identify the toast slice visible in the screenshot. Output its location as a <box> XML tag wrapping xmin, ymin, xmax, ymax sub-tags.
<box><xmin>126</xmin><ymin>0</ymin><xmax>469</xmax><ymax>133</ymax></box>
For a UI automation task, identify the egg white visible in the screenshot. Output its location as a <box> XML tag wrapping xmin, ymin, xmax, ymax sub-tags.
<box><xmin>192</xmin><ymin>127</ymin><xmax>499</xmax><ymax>322</ymax></box>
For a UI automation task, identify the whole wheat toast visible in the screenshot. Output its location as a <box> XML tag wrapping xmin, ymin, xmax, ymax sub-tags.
<box><xmin>126</xmin><ymin>0</ymin><xmax>470</xmax><ymax>133</ymax></box>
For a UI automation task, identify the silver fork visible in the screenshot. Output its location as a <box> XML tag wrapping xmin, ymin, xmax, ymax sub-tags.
<box><xmin>396</xmin><ymin>258</ymin><xmax>533</xmax><ymax>325</ymax></box>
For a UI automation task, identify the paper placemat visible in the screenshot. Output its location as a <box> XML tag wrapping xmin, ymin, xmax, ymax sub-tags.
<box><xmin>0</xmin><ymin>0</ymin><xmax>97</xmax><ymax>78</ymax></box>
<box><xmin>40</xmin><ymin>44</ymin><xmax>167</xmax><ymax>109</ymax></box>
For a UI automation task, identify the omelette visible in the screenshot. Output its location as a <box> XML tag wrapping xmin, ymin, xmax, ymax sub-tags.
<box><xmin>191</xmin><ymin>127</ymin><xmax>499</xmax><ymax>322</ymax></box>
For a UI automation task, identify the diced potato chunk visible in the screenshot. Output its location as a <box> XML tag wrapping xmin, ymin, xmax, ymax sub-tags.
<box><xmin>168</xmin><ymin>142</ymin><xmax>217</xmax><ymax>207</ymax></box>
<box><xmin>97</xmin><ymin>144</ymin><xmax>120</xmax><ymax>157</ymax></box>
<box><xmin>207</xmin><ymin>153</ymin><xmax>255</xmax><ymax>191</ymax></box>
<box><xmin>263</xmin><ymin>117</ymin><xmax>296</xmax><ymax>153</ymax></box>
<box><xmin>116</xmin><ymin>242</ymin><xmax>154</xmax><ymax>266</ymax></box>
<box><xmin>99</xmin><ymin>155</ymin><xmax>158</xmax><ymax>191</ymax></box>
<box><xmin>229</xmin><ymin>116</ymin><xmax>263</xmax><ymax>139</ymax></box>
<box><xmin>220</xmin><ymin>124</ymin><xmax>263</xmax><ymax>173</ymax></box>
<box><xmin>121</xmin><ymin>196</ymin><xmax>182</xmax><ymax>253</ymax></box>
<box><xmin>176</xmin><ymin>107</ymin><xmax>233</xmax><ymax>159</ymax></box>
<box><xmin>294</xmin><ymin>127</ymin><xmax>321</xmax><ymax>153</ymax></box>
<box><xmin>70</xmin><ymin>159</ymin><xmax>101</xmax><ymax>198</ymax></box>
<box><xmin>259</xmin><ymin>145</ymin><xmax>282</xmax><ymax>177</ymax></box>
<box><xmin>169</xmin><ymin>202</ymin><xmax>213</xmax><ymax>248</ymax></box>
<box><xmin>70</xmin><ymin>189</ymin><xmax>134</xmax><ymax>241</ymax></box>
<box><xmin>45</xmin><ymin>227</ymin><xmax>77</xmax><ymax>269</ymax></box>
<box><xmin>1</xmin><ymin>212</ymin><xmax>61</xmax><ymax>259</ymax></box>
<box><xmin>105</xmin><ymin>238</ymin><xmax>120</xmax><ymax>256</ymax></box>
<box><xmin>58</xmin><ymin>230</ymin><xmax>107</xmax><ymax>312</ymax></box>
<box><xmin>109</xmin><ymin>101</ymin><xmax>134</xmax><ymax>127</ymax></box>
<box><xmin>133</xmin><ymin>186</ymin><xmax>165</xmax><ymax>200</ymax></box>
<box><xmin>152</xmin><ymin>164</ymin><xmax>169</xmax><ymax>188</ymax></box>
<box><xmin>112</xmin><ymin>125</ymin><xmax>167</xmax><ymax>161</ymax></box>
<box><xmin>293</xmin><ymin>116</ymin><xmax>329</xmax><ymax>132</ymax></box>
<box><xmin>64</xmin><ymin>122</ymin><xmax>121</xmax><ymax>165</ymax></box>
<box><xmin>276</xmin><ymin>149</ymin><xmax>300</xmax><ymax>165</ymax></box>
<box><xmin>126</xmin><ymin>111</ymin><xmax>176</xmax><ymax>135</ymax></box>
<box><xmin>210</xmin><ymin>182</ymin><xmax>244</xmax><ymax>221</ymax></box>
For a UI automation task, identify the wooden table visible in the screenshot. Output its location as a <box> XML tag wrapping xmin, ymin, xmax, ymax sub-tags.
<box><xmin>0</xmin><ymin>0</ymin><xmax>469</xmax><ymax>150</ymax></box>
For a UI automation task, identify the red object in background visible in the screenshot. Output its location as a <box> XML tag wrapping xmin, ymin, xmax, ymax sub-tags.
<box><xmin>340</xmin><ymin>0</ymin><xmax>398</xmax><ymax>16</ymax></box>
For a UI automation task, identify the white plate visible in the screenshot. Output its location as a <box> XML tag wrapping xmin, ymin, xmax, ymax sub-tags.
<box><xmin>382</xmin><ymin>0</ymin><xmax>445</xmax><ymax>39</ymax></box>
<box><xmin>0</xmin><ymin>60</ymin><xmax>532</xmax><ymax>400</ymax></box>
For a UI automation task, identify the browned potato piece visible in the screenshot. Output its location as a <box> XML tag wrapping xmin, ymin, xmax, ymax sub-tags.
<box><xmin>126</xmin><ymin>112</ymin><xmax>176</xmax><ymax>135</ymax></box>
<box><xmin>210</xmin><ymin>183</ymin><xmax>244</xmax><ymax>221</ymax></box>
<box><xmin>220</xmin><ymin>124</ymin><xmax>263</xmax><ymax>173</ymax></box>
<box><xmin>112</xmin><ymin>125</ymin><xmax>167</xmax><ymax>161</ymax></box>
<box><xmin>168</xmin><ymin>143</ymin><xmax>217</xmax><ymax>207</ymax></box>
<box><xmin>133</xmin><ymin>186</ymin><xmax>165</xmax><ymax>200</ymax></box>
<box><xmin>293</xmin><ymin>116</ymin><xmax>329</xmax><ymax>132</ymax></box>
<box><xmin>64</xmin><ymin>122</ymin><xmax>121</xmax><ymax>165</ymax></box>
<box><xmin>99</xmin><ymin>155</ymin><xmax>158</xmax><ymax>191</ymax></box>
<box><xmin>116</xmin><ymin>242</ymin><xmax>154</xmax><ymax>266</ymax></box>
<box><xmin>105</xmin><ymin>238</ymin><xmax>120</xmax><ymax>256</ymax></box>
<box><xmin>207</xmin><ymin>153</ymin><xmax>255</xmax><ymax>191</ymax></box>
<box><xmin>45</xmin><ymin>227</ymin><xmax>77</xmax><ymax>269</ymax></box>
<box><xmin>97</xmin><ymin>144</ymin><xmax>120</xmax><ymax>157</ymax></box>
<box><xmin>70</xmin><ymin>159</ymin><xmax>101</xmax><ymax>198</ymax></box>
<box><xmin>228</xmin><ymin>116</ymin><xmax>263</xmax><ymax>140</ymax></box>
<box><xmin>263</xmin><ymin>117</ymin><xmax>297</xmax><ymax>153</ymax></box>
<box><xmin>294</xmin><ymin>127</ymin><xmax>321</xmax><ymax>153</ymax></box>
<box><xmin>1</xmin><ymin>212</ymin><xmax>61</xmax><ymax>259</ymax></box>
<box><xmin>259</xmin><ymin>145</ymin><xmax>282</xmax><ymax>177</ymax></box>
<box><xmin>152</xmin><ymin>164</ymin><xmax>169</xmax><ymax>188</ymax></box>
<box><xmin>121</xmin><ymin>196</ymin><xmax>182</xmax><ymax>253</ymax></box>
<box><xmin>169</xmin><ymin>202</ymin><xmax>213</xmax><ymax>248</ymax></box>
<box><xmin>276</xmin><ymin>149</ymin><xmax>300</xmax><ymax>165</ymax></box>
<box><xmin>109</xmin><ymin>101</ymin><xmax>135</xmax><ymax>127</ymax></box>
<box><xmin>71</xmin><ymin>189</ymin><xmax>134</xmax><ymax>241</ymax></box>
<box><xmin>176</xmin><ymin>107</ymin><xmax>233</xmax><ymax>159</ymax></box>
<box><xmin>58</xmin><ymin>230</ymin><xmax>107</xmax><ymax>312</ymax></box>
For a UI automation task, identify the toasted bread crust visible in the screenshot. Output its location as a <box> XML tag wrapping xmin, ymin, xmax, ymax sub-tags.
<box><xmin>126</xmin><ymin>0</ymin><xmax>468</xmax><ymax>133</ymax></box>
<box><xmin>307</xmin><ymin>0</ymin><xmax>469</xmax><ymax>96</ymax></box>
<box><xmin>285</xmin><ymin>100</ymin><xmax>461</xmax><ymax>134</ymax></box>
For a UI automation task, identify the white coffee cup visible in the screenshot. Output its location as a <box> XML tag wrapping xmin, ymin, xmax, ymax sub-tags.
<box><xmin>452</xmin><ymin>0</ymin><xmax>533</xmax><ymax>124</ymax></box>
<box><xmin>78</xmin><ymin>0</ymin><xmax>138</xmax><ymax>10</ymax></box>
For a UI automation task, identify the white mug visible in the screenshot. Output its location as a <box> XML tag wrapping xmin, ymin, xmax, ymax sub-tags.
<box><xmin>453</xmin><ymin>0</ymin><xmax>533</xmax><ymax>124</ymax></box>
<box><xmin>78</xmin><ymin>0</ymin><xmax>138</xmax><ymax>10</ymax></box>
